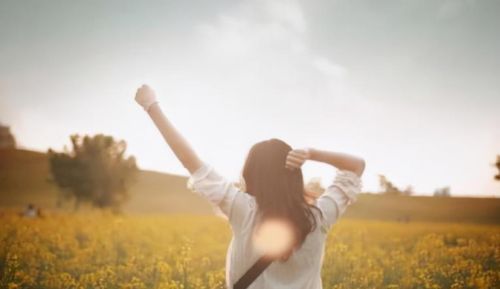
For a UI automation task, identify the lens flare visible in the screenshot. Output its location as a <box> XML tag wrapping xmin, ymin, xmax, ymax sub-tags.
<box><xmin>253</xmin><ymin>218</ymin><xmax>295</xmax><ymax>258</ymax></box>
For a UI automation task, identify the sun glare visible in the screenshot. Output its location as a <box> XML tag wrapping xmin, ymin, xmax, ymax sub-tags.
<box><xmin>252</xmin><ymin>218</ymin><xmax>295</xmax><ymax>258</ymax></box>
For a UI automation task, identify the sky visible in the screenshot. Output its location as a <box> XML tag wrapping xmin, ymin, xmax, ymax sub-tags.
<box><xmin>1</xmin><ymin>0</ymin><xmax>499</xmax><ymax>196</ymax></box>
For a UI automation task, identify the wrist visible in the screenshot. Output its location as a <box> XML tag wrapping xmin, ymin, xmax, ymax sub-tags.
<box><xmin>306</xmin><ymin>147</ymin><xmax>317</xmax><ymax>160</ymax></box>
<box><xmin>145</xmin><ymin>101</ymin><xmax>159</xmax><ymax>113</ymax></box>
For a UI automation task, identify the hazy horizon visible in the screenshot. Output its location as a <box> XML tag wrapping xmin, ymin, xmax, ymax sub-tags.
<box><xmin>1</xmin><ymin>0</ymin><xmax>499</xmax><ymax>197</ymax></box>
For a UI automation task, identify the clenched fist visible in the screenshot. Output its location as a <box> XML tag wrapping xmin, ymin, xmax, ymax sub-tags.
<box><xmin>135</xmin><ymin>84</ymin><xmax>158</xmax><ymax>111</ymax></box>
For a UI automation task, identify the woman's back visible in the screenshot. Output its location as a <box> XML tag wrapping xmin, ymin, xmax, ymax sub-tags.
<box><xmin>228</xmin><ymin>195</ymin><xmax>327</xmax><ymax>289</ymax></box>
<box><xmin>188</xmin><ymin>163</ymin><xmax>361</xmax><ymax>289</ymax></box>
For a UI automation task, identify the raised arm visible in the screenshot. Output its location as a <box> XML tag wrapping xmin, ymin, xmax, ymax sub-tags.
<box><xmin>286</xmin><ymin>148</ymin><xmax>365</xmax><ymax>177</ymax></box>
<box><xmin>309</xmin><ymin>149</ymin><xmax>365</xmax><ymax>176</ymax></box>
<box><xmin>286</xmin><ymin>148</ymin><xmax>365</xmax><ymax>228</ymax></box>
<box><xmin>135</xmin><ymin>85</ymin><xmax>203</xmax><ymax>174</ymax></box>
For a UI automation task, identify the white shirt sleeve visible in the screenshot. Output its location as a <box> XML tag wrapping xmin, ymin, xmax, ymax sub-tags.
<box><xmin>316</xmin><ymin>170</ymin><xmax>362</xmax><ymax>230</ymax></box>
<box><xmin>187</xmin><ymin>162</ymin><xmax>254</xmax><ymax>232</ymax></box>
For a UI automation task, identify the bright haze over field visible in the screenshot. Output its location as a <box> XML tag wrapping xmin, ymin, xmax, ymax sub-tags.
<box><xmin>1</xmin><ymin>0</ymin><xmax>499</xmax><ymax>196</ymax></box>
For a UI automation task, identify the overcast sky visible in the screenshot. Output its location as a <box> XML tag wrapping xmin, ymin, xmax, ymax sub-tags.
<box><xmin>1</xmin><ymin>0</ymin><xmax>499</xmax><ymax>196</ymax></box>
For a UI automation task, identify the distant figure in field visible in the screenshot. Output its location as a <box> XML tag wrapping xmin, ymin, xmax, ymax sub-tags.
<box><xmin>135</xmin><ymin>85</ymin><xmax>365</xmax><ymax>289</ymax></box>
<box><xmin>22</xmin><ymin>203</ymin><xmax>39</xmax><ymax>218</ymax></box>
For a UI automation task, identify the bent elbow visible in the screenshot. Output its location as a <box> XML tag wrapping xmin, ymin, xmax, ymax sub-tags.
<box><xmin>354</xmin><ymin>158</ymin><xmax>366</xmax><ymax>177</ymax></box>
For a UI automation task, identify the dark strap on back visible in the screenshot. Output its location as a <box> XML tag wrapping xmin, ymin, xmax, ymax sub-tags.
<box><xmin>233</xmin><ymin>255</ymin><xmax>273</xmax><ymax>289</ymax></box>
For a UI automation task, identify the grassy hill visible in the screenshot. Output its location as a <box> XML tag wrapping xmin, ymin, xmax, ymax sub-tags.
<box><xmin>344</xmin><ymin>193</ymin><xmax>500</xmax><ymax>224</ymax></box>
<box><xmin>1</xmin><ymin>149</ymin><xmax>499</xmax><ymax>223</ymax></box>
<box><xmin>0</xmin><ymin>148</ymin><xmax>213</xmax><ymax>214</ymax></box>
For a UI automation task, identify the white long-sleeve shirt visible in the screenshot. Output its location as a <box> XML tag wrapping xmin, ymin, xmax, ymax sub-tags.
<box><xmin>187</xmin><ymin>163</ymin><xmax>362</xmax><ymax>289</ymax></box>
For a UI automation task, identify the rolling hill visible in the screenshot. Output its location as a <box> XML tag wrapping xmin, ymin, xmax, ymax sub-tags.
<box><xmin>0</xmin><ymin>148</ymin><xmax>213</xmax><ymax>214</ymax></box>
<box><xmin>1</xmin><ymin>148</ymin><xmax>499</xmax><ymax>223</ymax></box>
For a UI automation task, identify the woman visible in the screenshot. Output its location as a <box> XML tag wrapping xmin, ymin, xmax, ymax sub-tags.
<box><xmin>135</xmin><ymin>84</ymin><xmax>365</xmax><ymax>289</ymax></box>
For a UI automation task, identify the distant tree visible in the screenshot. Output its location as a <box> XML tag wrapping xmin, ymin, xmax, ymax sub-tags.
<box><xmin>0</xmin><ymin>124</ymin><xmax>16</xmax><ymax>149</ymax></box>
<box><xmin>433</xmin><ymin>187</ymin><xmax>451</xmax><ymax>197</ymax></box>
<box><xmin>402</xmin><ymin>185</ymin><xmax>414</xmax><ymax>196</ymax></box>
<box><xmin>495</xmin><ymin>155</ymin><xmax>500</xmax><ymax>181</ymax></box>
<box><xmin>305</xmin><ymin>177</ymin><xmax>324</xmax><ymax>204</ymax></box>
<box><xmin>378</xmin><ymin>175</ymin><xmax>403</xmax><ymax>195</ymax></box>
<box><xmin>48</xmin><ymin>134</ymin><xmax>138</xmax><ymax>211</ymax></box>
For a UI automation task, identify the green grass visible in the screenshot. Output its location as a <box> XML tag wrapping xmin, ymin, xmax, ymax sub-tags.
<box><xmin>1</xmin><ymin>148</ymin><xmax>499</xmax><ymax>223</ymax></box>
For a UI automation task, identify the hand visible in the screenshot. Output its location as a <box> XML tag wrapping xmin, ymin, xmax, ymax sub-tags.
<box><xmin>285</xmin><ymin>148</ymin><xmax>311</xmax><ymax>170</ymax></box>
<box><xmin>135</xmin><ymin>84</ymin><xmax>158</xmax><ymax>111</ymax></box>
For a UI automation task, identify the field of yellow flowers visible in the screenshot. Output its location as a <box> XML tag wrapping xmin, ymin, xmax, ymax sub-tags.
<box><xmin>0</xmin><ymin>212</ymin><xmax>498</xmax><ymax>289</ymax></box>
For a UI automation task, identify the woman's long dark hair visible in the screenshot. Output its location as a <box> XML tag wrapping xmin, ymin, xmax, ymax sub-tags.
<box><xmin>242</xmin><ymin>138</ymin><xmax>321</xmax><ymax>251</ymax></box>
